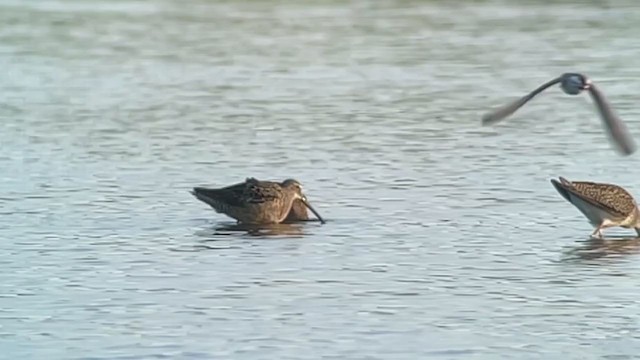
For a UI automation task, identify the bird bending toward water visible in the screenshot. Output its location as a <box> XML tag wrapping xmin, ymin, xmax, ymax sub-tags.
<box><xmin>482</xmin><ymin>73</ymin><xmax>636</xmax><ymax>156</ymax></box>
<box><xmin>284</xmin><ymin>199</ymin><xmax>312</xmax><ymax>222</ymax></box>
<box><xmin>550</xmin><ymin>176</ymin><xmax>640</xmax><ymax>238</ymax></box>
<box><xmin>191</xmin><ymin>178</ymin><xmax>325</xmax><ymax>225</ymax></box>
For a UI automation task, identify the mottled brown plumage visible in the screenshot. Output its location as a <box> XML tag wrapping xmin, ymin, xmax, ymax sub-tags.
<box><xmin>284</xmin><ymin>200</ymin><xmax>310</xmax><ymax>222</ymax></box>
<box><xmin>191</xmin><ymin>178</ymin><xmax>325</xmax><ymax>225</ymax></box>
<box><xmin>567</xmin><ymin>181</ymin><xmax>636</xmax><ymax>216</ymax></box>
<box><xmin>550</xmin><ymin>176</ymin><xmax>640</xmax><ymax>238</ymax></box>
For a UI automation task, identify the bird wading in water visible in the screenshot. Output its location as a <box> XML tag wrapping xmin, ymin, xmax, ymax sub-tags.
<box><xmin>191</xmin><ymin>178</ymin><xmax>325</xmax><ymax>225</ymax></box>
<box><xmin>550</xmin><ymin>176</ymin><xmax>640</xmax><ymax>239</ymax></box>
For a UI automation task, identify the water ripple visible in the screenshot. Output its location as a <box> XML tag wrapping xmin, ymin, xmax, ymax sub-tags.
<box><xmin>3</xmin><ymin>0</ymin><xmax>640</xmax><ymax>359</ymax></box>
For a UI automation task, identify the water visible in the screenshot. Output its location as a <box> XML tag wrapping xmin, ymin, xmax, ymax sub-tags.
<box><xmin>3</xmin><ymin>0</ymin><xmax>640</xmax><ymax>358</ymax></box>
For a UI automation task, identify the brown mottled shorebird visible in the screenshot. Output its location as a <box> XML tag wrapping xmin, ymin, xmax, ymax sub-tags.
<box><xmin>550</xmin><ymin>176</ymin><xmax>640</xmax><ymax>238</ymax></box>
<box><xmin>191</xmin><ymin>178</ymin><xmax>325</xmax><ymax>225</ymax></box>
<box><xmin>482</xmin><ymin>73</ymin><xmax>636</xmax><ymax>156</ymax></box>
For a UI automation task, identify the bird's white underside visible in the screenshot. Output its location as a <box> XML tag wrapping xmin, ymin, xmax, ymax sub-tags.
<box><xmin>566</xmin><ymin>192</ymin><xmax>631</xmax><ymax>228</ymax></box>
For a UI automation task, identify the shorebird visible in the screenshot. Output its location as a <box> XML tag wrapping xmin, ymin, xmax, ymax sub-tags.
<box><xmin>191</xmin><ymin>178</ymin><xmax>325</xmax><ymax>225</ymax></box>
<box><xmin>482</xmin><ymin>72</ymin><xmax>636</xmax><ymax>156</ymax></box>
<box><xmin>550</xmin><ymin>176</ymin><xmax>640</xmax><ymax>238</ymax></box>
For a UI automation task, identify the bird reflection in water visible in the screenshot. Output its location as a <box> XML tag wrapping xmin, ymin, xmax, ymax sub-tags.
<box><xmin>212</xmin><ymin>222</ymin><xmax>306</xmax><ymax>237</ymax></box>
<box><xmin>562</xmin><ymin>236</ymin><xmax>640</xmax><ymax>262</ymax></box>
<box><xmin>195</xmin><ymin>199</ymin><xmax>321</xmax><ymax>239</ymax></box>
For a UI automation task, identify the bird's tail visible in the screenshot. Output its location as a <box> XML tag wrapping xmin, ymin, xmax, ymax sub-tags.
<box><xmin>191</xmin><ymin>187</ymin><xmax>220</xmax><ymax>208</ymax></box>
<box><xmin>550</xmin><ymin>177</ymin><xmax>573</xmax><ymax>202</ymax></box>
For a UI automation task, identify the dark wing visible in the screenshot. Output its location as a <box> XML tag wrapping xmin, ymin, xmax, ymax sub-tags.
<box><xmin>587</xmin><ymin>84</ymin><xmax>636</xmax><ymax>156</ymax></box>
<box><xmin>482</xmin><ymin>77</ymin><xmax>561</xmax><ymax>125</ymax></box>
<box><xmin>192</xmin><ymin>180</ymin><xmax>253</xmax><ymax>209</ymax></box>
<box><xmin>551</xmin><ymin>177</ymin><xmax>634</xmax><ymax>217</ymax></box>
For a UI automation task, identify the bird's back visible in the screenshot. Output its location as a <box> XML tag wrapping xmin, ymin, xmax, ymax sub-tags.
<box><xmin>551</xmin><ymin>177</ymin><xmax>636</xmax><ymax>219</ymax></box>
<box><xmin>192</xmin><ymin>178</ymin><xmax>294</xmax><ymax>223</ymax></box>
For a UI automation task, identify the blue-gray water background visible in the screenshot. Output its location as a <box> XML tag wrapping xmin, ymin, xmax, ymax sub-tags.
<box><xmin>2</xmin><ymin>0</ymin><xmax>640</xmax><ymax>359</ymax></box>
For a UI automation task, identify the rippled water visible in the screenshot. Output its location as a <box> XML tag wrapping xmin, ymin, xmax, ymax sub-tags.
<box><xmin>3</xmin><ymin>0</ymin><xmax>640</xmax><ymax>359</ymax></box>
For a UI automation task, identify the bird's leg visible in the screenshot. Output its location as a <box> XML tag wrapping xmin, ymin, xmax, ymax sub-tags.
<box><xmin>591</xmin><ymin>226</ymin><xmax>604</xmax><ymax>239</ymax></box>
<box><xmin>591</xmin><ymin>222</ymin><xmax>618</xmax><ymax>239</ymax></box>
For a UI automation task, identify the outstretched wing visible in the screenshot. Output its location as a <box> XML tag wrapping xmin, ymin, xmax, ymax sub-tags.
<box><xmin>588</xmin><ymin>84</ymin><xmax>636</xmax><ymax>156</ymax></box>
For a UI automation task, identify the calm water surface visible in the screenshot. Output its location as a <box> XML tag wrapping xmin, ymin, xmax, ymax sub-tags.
<box><xmin>3</xmin><ymin>0</ymin><xmax>640</xmax><ymax>359</ymax></box>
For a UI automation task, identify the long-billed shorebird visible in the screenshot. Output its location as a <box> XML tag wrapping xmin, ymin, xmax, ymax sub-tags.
<box><xmin>191</xmin><ymin>178</ymin><xmax>325</xmax><ymax>225</ymax></box>
<box><xmin>550</xmin><ymin>176</ymin><xmax>640</xmax><ymax>238</ymax></box>
<box><xmin>482</xmin><ymin>72</ymin><xmax>636</xmax><ymax>156</ymax></box>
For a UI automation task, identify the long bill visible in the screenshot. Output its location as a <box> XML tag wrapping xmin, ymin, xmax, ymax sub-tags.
<box><xmin>587</xmin><ymin>83</ymin><xmax>636</xmax><ymax>156</ymax></box>
<box><xmin>301</xmin><ymin>198</ymin><xmax>326</xmax><ymax>224</ymax></box>
<box><xmin>481</xmin><ymin>77</ymin><xmax>561</xmax><ymax>126</ymax></box>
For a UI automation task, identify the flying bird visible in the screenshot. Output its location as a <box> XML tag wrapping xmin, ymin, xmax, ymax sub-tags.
<box><xmin>482</xmin><ymin>73</ymin><xmax>636</xmax><ymax>156</ymax></box>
